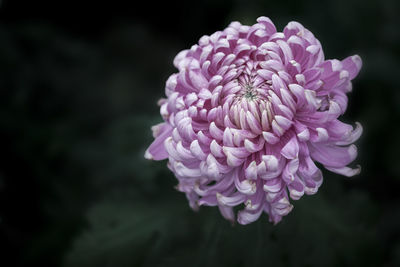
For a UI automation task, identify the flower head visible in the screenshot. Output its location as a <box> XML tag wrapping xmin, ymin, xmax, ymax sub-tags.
<box><xmin>145</xmin><ymin>17</ymin><xmax>362</xmax><ymax>224</ymax></box>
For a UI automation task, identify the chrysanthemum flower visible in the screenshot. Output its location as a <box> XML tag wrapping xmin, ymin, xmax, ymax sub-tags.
<box><xmin>145</xmin><ymin>17</ymin><xmax>362</xmax><ymax>224</ymax></box>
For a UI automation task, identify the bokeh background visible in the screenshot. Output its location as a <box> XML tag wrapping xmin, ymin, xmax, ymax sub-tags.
<box><xmin>1</xmin><ymin>0</ymin><xmax>400</xmax><ymax>266</ymax></box>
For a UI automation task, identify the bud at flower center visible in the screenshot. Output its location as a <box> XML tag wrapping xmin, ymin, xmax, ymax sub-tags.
<box><xmin>228</xmin><ymin>68</ymin><xmax>275</xmax><ymax>132</ymax></box>
<box><xmin>243</xmin><ymin>85</ymin><xmax>257</xmax><ymax>100</ymax></box>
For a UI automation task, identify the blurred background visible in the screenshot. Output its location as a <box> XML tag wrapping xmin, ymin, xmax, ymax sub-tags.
<box><xmin>1</xmin><ymin>0</ymin><xmax>399</xmax><ymax>266</ymax></box>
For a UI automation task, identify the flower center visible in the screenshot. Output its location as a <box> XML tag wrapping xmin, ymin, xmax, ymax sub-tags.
<box><xmin>227</xmin><ymin>73</ymin><xmax>275</xmax><ymax>133</ymax></box>
<box><xmin>233</xmin><ymin>78</ymin><xmax>266</xmax><ymax>105</ymax></box>
<box><xmin>243</xmin><ymin>85</ymin><xmax>258</xmax><ymax>100</ymax></box>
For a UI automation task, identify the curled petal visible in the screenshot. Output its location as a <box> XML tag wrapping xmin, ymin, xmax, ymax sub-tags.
<box><xmin>244</xmin><ymin>138</ymin><xmax>265</xmax><ymax>153</ymax></box>
<box><xmin>174</xmin><ymin>161</ymin><xmax>202</xmax><ymax>178</ymax></box>
<box><xmin>342</xmin><ymin>55</ymin><xmax>362</xmax><ymax>80</ymax></box>
<box><xmin>262</xmin><ymin>131</ymin><xmax>280</xmax><ymax>144</ymax></box>
<box><xmin>190</xmin><ymin>140</ymin><xmax>208</xmax><ymax>161</ymax></box>
<box><xmin>282</xmin><ymin>158</ymin><xmax>299</xmax><ymax>184</ymax></box>
<box><xmin>237</xmin><ymin>205</ymin><xmax>264</xmax><ymax>225</ymax></box>
<box><xmin>234</xmin><ymin>169</ymin><xmax>257</xmax><ymax>195</ymax></box>
<box><xmin>335</xmin><ymin>122</ymin><xmax>363</xmax><ymax>146</ymax></box>
<box><xmin>309</xmin><ymin>143</ymin><xmax>358</xmax><ymax>168</ymax></box>
<box><xmin>325</xmin><ymin>165</ymin><xmax>361</xmax><ymax>177</ymax></box>
<box><xmin>281</xmin><ymin>136</ymin><xmax>299</xmax><ymax>159</ymax></box>
<box><xmin>288</xmin><ymin>175</ymin><xmax>305</xmax><ymax>200</ymax></box>
<box><xmin>218</xmin><ymin>205</ymin><xmax>235</xmax><ymax>222</ymax></box>
<box><xmin>217</xmin><ymin>192</ymin><xmax>246</xmax><ymax>206</ymax></box>
<box><xmin>144</xmin><ymin>125</ymin><xmax>173</xmax><ymax>160</ymax></box>
<box><xmin>263</xmin><ymin>178</ymin><xmax>283</xmax><ymax>193</ymax></box>
<box><xmin>245</xmin><ymin>161</ymin><xmax>258</xmax><ymax>180</ymax></box>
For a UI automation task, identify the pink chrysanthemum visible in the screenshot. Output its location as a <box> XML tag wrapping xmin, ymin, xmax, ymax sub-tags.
<box><xmin>145</xmin><ymin>17</ymin><xmax>362</xmax><ymax>224</ymax></box>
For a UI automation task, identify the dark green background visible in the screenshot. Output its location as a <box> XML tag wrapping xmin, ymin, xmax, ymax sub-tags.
<box><xmin>1</xmin><ymin>0</ymin><xmax>399</xmax><ymax>266</ymax></box>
